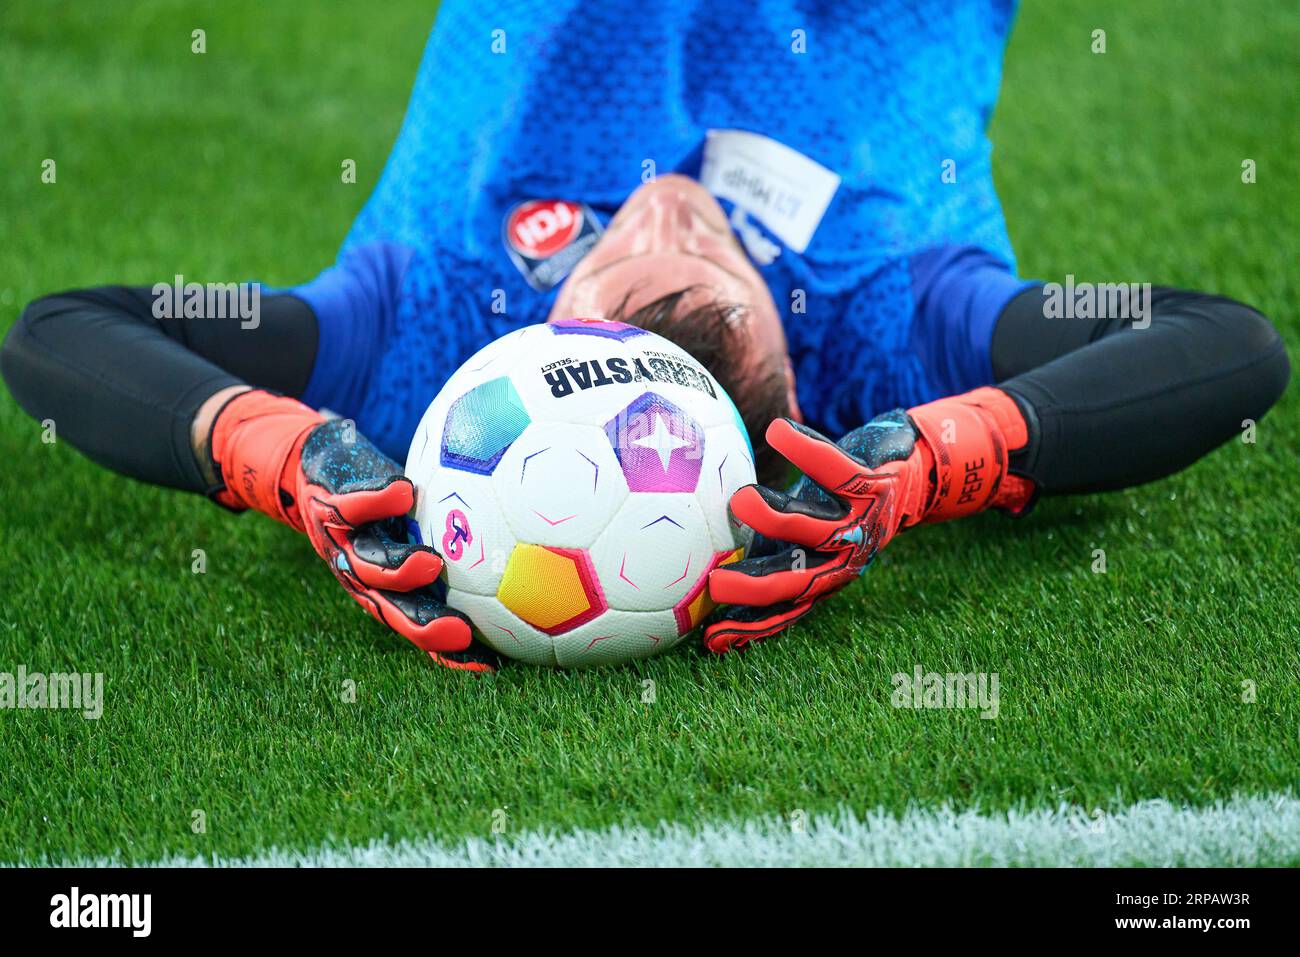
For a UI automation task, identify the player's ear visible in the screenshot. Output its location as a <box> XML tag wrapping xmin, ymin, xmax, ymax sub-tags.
<box><xmin>783</xmin><ymin>354</ymin><xmax>803</xmax><ymax>424</ymax></box>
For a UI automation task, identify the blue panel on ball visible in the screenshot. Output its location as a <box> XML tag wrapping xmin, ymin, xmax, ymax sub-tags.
<box><xmin>440</xmin><ymin>377</ymin><xmax>531</xmax><ymax>475</ymax></box>
<box><xmin>721</xmin><ymin>388</ymin><xmax>754</xmax><ymax>459</ymax></box>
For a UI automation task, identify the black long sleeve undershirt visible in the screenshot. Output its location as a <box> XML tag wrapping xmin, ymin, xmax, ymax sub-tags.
<box><xmin>990</xmin><ymin>286</ymin><xmax>1290</xmax><ymax>494</ymax></box>
<box><xmin>0</xmin><ymin>286</ymin><xmax>318</xmax><ymax>492</ymax></box>
<box><xmin>1</xmin><ymin>280</ymin><xmax>1289</xmax><ymax>502</ymax></box>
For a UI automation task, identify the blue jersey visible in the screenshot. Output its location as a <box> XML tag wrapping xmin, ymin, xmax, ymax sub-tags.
<box><xmin>295</xmin><ymin>0</ymin><xmax>1033</xmax><ymax>460</ymax></box>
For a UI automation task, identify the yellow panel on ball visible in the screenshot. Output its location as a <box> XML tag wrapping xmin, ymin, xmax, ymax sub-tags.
<box><xmin>497</xmin><ymin>544</ymin><xmax>607</xmax><ymax>635</ymax></box>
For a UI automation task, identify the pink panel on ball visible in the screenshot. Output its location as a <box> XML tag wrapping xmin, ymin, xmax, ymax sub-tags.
<box><xmin>604</xmin><ymin>393</ymin><xmax>704</xmax><ymax>493</ymax></box>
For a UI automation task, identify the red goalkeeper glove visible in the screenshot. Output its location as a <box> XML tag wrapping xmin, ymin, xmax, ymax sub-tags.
<box><xmin>208</xmin><ymin>389</ymin><xmax>492</xmax><ymax>672</ymax></box>
<box><xmin>704</xmin><ymin>387</ymin><xmax>1034</xmax><ymax>653</ymax></box>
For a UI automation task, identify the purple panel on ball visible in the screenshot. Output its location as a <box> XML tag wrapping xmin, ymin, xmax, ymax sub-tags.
<box><xmin>549</xmin><ymin>317</ymin><xmax>647</xmax><ymax>340</ymax></box>
<box><xmin>604</xmin><ymin>393</ymin><xmax>703</xmax><ymax>493</ymax></box>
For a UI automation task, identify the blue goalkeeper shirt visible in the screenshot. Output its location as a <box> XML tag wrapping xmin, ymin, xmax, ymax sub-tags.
<box><xmin>295</xmin><ymin>0</ymin><xmax>1033</xmax><ymax>459</ymax></box>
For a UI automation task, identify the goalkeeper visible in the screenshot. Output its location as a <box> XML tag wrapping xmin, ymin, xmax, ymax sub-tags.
<box><xmin>2</xmin><ymin>0</ymin><xmax>1289</xmax><ymax>665</ymax></box>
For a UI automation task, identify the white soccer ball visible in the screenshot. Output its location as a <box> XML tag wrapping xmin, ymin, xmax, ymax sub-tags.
<box><xmin>405</xmin><ymin>318</ymin><xmax>755</xmax><ymax>667</ymax></box>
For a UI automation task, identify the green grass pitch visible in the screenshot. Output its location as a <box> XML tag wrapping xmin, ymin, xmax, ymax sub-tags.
<box><xmin>0</xmin><ymin>0</ymin><xmax>1296</xmax><ymax>864</ymax></box>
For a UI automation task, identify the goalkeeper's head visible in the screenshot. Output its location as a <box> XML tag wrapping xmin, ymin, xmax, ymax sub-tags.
<box><xmin>548</xmin><ymin>174</ymin><xmax>799</xmax><ymax>483</ymax></box>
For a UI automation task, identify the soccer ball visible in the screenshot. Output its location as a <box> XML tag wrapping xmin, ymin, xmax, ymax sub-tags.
<box><xmin>405</xmin><ymin>318</ymin><xmax>755</xmax><ymax>667</ymax></box>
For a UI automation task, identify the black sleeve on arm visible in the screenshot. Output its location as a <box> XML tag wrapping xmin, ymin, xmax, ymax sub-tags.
<box><xmin>0</xmin><ymin>285</ymin><xmax>318</xmax><ymax>493</ymax></box>
<box><xmin>990</xmin><ymin>285</ymin><xmax>1290</xmax><ymax>494</ymax></box>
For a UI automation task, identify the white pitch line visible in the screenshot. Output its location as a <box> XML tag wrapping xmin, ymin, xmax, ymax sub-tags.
<box><xmin>21</xmin><ymin>794</ymin><xmax>1300</xmax><ymax>867</ymax></box>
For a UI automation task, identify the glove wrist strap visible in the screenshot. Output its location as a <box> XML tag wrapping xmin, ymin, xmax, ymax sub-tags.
<box><xmin>208</xmin><ymin>389</ymin><xmax>324</xmax><ymax>529</ymax></box>
<box><xmin>907</xmin><ymin>387</ymin><xmax>1034</xmax><ymax>524</ymax></box>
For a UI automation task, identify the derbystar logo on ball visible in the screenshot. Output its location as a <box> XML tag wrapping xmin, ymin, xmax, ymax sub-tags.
<box><xmin>503</xmin><ymin>199</ymin><xmax>603</xmax><ymax>291</ymax></box>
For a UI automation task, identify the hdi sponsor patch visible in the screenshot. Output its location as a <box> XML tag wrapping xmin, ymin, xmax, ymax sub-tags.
<box><xmin>503</xmin><ymin>199</ymin><xmax>603</xmax><ymax>291</ymax></box>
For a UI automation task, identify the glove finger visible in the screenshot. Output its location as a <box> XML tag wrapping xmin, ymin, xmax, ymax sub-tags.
<box><xmin>730</xmin><ymin>484</ymin><xmax>846</xmax><ymax>549</ymax></box>
<box><xmin>345</xmin><ymin>584</ymin><xmax>472</xmax><ymax>654</ymax></box>
<box><xmin>709</xmin><ymin>548</ymin><xmax>846</xmax><ymax>606</ymax></box>
<box><xmin>330</xmin><ymin>475</ymin><xmax>416</xmax><ymax>527</ymax></box>
<box><xmin>743</xmin><ymin>529</ymin><xmax>789</xmax><ymax>560</ymax></box>
<box><xmin>703</xmin><ymin>599</ymin><xmax>816</xmax><ymax>653</ymax></box>
<box><xmin>346</xmin><ymin>523</ymin><xmax>443</xmax><ymax>591</ymax></box>
<box><xmin>766</xmin><ymin>418</ymin><xmax>871</xmax><ymax>496</ymax></box>
<box><xmin>428</xmin><ymin>639</ymin><xmax>499</xmax><ymax>674</ymax></box>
